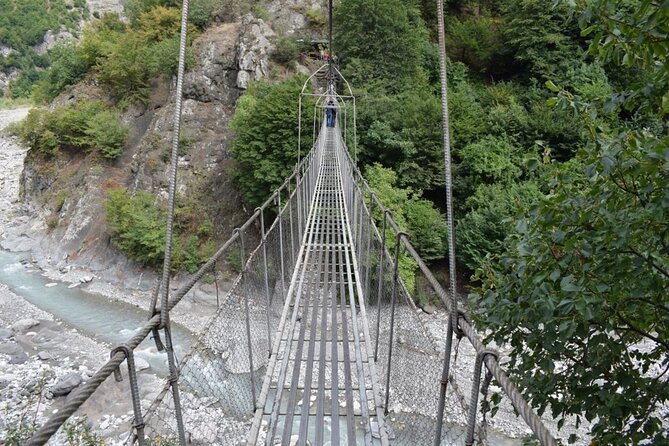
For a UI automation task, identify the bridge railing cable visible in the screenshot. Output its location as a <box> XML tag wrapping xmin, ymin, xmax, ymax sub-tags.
<box><xmin>334</xmin><ymin>128</ymin><xmax>558</xmax><ymax>446</ymax></box>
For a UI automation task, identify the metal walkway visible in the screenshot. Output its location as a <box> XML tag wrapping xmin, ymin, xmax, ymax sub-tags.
<box><xmin>249</xmin><ymin>127</ymin><xmax>387</xmax><ymax>445</ymax></box>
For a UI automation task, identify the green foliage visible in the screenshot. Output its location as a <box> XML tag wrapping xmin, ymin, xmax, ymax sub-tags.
<box><xmin>365</xmin><ymin>163</ymin><xmax>448</xmax><ymax>263</ymax></box>
<box><xmin>50</xmin><ymin>6</ymin><xmax>196</xmax><ymax>104</ymax></box>
<box><xmin>12</xmin><ymin>101</ymin><xmax>128</xmax><ymax>158</ymax></box>
<box><xmin>147</xmin><ymin>35</ymin><xmax>195</xmax><ymax>77</ymax></box>
<box><xmin>455</xmin><ymin>135</ymin><xmax>521</xmax><ymax>198</ymax></box>
<box><xmin>95</xmin><ymin>32</ymin><xmax>152</xmax><ymax>102</ymax></box>
<box><xmin>105</xmin><ymin>189</ymin><xmax>167</xmax><ymax>267</ymax></box>
<box><xmin>32</xmin><ymin>42</ymin><xmax>89</xmax><ymax>103</ymax></box>
<box><xmin>305</xmin><ymin>8</ymin><xmax>326</xmax><ymax>30</ymax></box>
<box><xmin>499</xmin><ymin>0</ymin><xmax>583</xmax><ymax>81</ymax></box>
<box><xmin>457</xmin><ymin>181</ymin><xmax>542</xmax><ymax>270</ymax></box>
<box><xmin>84</xmin><ymin>110</ymin><xmax>129</xmax><ymax>158</ymax></box>
<box><xmin>473</xmin><ymin>2</ymin><xmax>669</xmax><ymax>442</ymax></box>
<box><xmin>0</xmin><ymin>0</ymin><xmax>88</xmax><ymax>96</ymax></box>
<box><xmin>335</xmin><ymin>0</ymin><xmax>430</xmax><ymax>91</ymax></box>
<box><xmin>63</xmin><ymin>417</ymin><xmax>104</xmax><ymax>445</ymax></box>
<box><xmin>577</xmin><ymin>0</ymin><xmax>669</xmax><ymax>116</ymax></box>
<box><xmin>272</xmin><ymin>36</ymin><xmax>302</xmax><ymax>65</ymax></box>
<box><xmin>356</xmin><ymin>89</ymin><xmax>444</xmax><ymax>191</ymax></box>
<box><xmin>230</xmin><ymin>77</ymin><xmax>315</xmax><ymax>207</ymax></box>
<box><xmin>104</xmin><ymin>186</ymin><xmax>217</xmax><ymax>271</ymax></box>
<box><xmin>446</xmin><ymin>14</ymin><xmax>502</xmax><ymax>73</ymax></box>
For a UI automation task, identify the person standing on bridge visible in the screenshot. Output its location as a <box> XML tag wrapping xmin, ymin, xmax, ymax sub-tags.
<box><xmin>326</xmin><ymin>100</ymin><xmax>336</xmax><ymax>128</ymax></box>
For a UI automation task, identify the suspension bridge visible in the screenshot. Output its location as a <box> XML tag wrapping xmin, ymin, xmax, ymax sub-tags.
<box><xmin>24</xmin><ymin>1</ymin><xmax>561</xmax><ymax>445</ymax></box>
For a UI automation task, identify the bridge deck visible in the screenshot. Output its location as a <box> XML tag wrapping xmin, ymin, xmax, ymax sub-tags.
<box><xmin>249</xmin><ymin>128</ymin><xmax>387</xmax><ymax>445</ymax></box>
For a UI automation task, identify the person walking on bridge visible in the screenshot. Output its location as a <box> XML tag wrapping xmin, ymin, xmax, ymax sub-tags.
<box><xmin>326</xmin><ymin>99</ymin><xmax>336</xmax><ymax>128</ymax></box>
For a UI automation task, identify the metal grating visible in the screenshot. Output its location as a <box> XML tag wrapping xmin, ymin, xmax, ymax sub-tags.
<box><xmin>249</xmin><ymin>128</ymin><xmax>388</xmax><ymax>446</ymax></box>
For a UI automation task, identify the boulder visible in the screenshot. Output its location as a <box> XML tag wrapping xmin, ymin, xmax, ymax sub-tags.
<box><xmin>50</xmin><ymin>372</ymin><xmax>82</xmax><ymax>397</ymax></box>
<box><xmin>0</xmin><ymin>342</ymin><xmax>24</xmax><ymax>355</ymax></box>
<box><xmin>37</xmin><ymin>351</ymin><xmax>53</xmax><ymax>360</ymax></box>
<box><xmin>0</xmin><ymin>327</ymin><xmax>13</xmax><ymax>340</ymax></box>
<box><xmin>8</xmin><ymin>351</ymin><xmax>28</xmax><ymax>364</ymax></box>
<box><xmin>0</xmin><ymin>374</ymin><xmax>16</xmax><ymax>390</ymax></box>
<box><xmin>134</xmin><ymin>356</ymin><xmax>150</xmax><ymax>372</ymax></box>
<box><xmin>10</xmin><ymin>318</ymin><xmax>40</xmax><ymax>332</ymax></box>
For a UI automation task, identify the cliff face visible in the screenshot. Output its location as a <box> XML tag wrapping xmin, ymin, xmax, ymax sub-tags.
<box><xmin>9</xmin><ymin>1</ymin><xmax>325</xmax><ymax>289</ymax></box>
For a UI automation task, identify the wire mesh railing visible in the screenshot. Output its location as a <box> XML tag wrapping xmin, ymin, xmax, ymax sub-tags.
<box><xmin>335</xmin><ymin>128</ymin><xmax>557</xmax><ymax>446</ymax></box>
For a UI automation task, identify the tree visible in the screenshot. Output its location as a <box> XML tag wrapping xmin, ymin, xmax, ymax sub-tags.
<box><xmin>334</xmin><ymin>0</ymin><xmax>429</xmax><ymax>91</ymax></box>
<box><xmin>473</xmin><ymin>1</ymin><xmax>669</xmax><ymax>443</ymax></box>
<box><xmin>457</xmin><ymin>181</ymin><xmax>542</xmax><ymax>270</ymax></box>
<box><xmin>356</xmin><ymin>89</ymin><xmax>444</xmax><ymax>191</ymax></box>
<box><xmin>500</xmin><ymin>0</ymin><xmax>583</xmax><ymax>81</ymax></box>
<box><xmin>365</xmin><ymin>164</ymin><xmax>448</xmax><ymax>263</ymax></box>
<box><xmin>229</xmin><ymin>77</ymin><xmax>315</xmax><ymax>207</ymax></box>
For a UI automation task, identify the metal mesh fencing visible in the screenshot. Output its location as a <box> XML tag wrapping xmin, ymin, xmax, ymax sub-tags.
<box><xmin>140</xmin><ymin>132</ymin><xmax>326</xmax><ymax>445</ymax></box>
<box><xmin>336</xmin><ymin>128</ymin><xmax>557</xmax><ymax>446</ymax></box>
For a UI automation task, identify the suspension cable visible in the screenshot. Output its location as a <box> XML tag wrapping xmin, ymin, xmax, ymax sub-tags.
<box><xmin>436</xmin><ymin>0</ymin><xmax>457</xmax><ymax>314</ymax></box>
<box><xmin>151</xmin><ymin>0</ymin><xmax>191</xmax><ymax>329</ymax></box>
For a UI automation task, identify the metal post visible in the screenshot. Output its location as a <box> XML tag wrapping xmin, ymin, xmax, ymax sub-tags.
<box><xmin>257</xmin><ymin>207</ymin><xmax>273</xmax><ymax>357</ymax></box>
<box><xmin>363</xmin><ymin>195</ymin><xmax>375</xmax><ymax>302</ymax></box>
<box><xmin>275</xmin><ymin>196</ymin><xmax>286</xmax><ymax>300</ymax></box>
<box><xmin>353</xmin><ymin>96</ymin><xmax>357</xmax><ymax>166</ymax></box>
<box><xmin>287</xmin><ymin>181</ymin><xmax>296</xmax><ymax>267</ymax></box>
<box><xmin>374</xmin><ymin>210</ymin><xmax>390</xmax><ymax>361</ymax></box>
<box><xmin>433</xmin><ymin>312</ymin><xmax>455</xmax><ymax>445</ymax></box>
<box><xmin>298</xmin><ymin>94</ymin><xmax>303</xmax><ymax>167</ymax></box>
<box><xmin>355</xmin><ymin>190</ymin><xmax>364</xmax><ymax>263</ymax></box>
<box><xmin>296</xmin><ymin>171</ymin><xmax>303</xmax><ymax>244</ymax></box>
<box><xmin>384</xmin><ymin>232</ymin><xmax>407</xmax><ymax>414</ymax></box>
<box><xmin>235</xmin><ymin>228</ymin><xmax>257</xmax><ymax>408</ymax></box>
<box><xmin>110</xmin><ymin>346</ymin><xmax>146</xmax><ymax>446</ymax></box>
<box><xmin>465</xmin><ymin>350</ymin><xmax>499</xmax><ymax>446</ymax></box>
<box><xmin>163</xmin><ymin>326</ymin><xmax>186</xmax><ymax>445</ymax></box>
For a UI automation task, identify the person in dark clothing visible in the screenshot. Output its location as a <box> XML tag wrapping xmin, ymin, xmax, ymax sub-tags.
<box><xmin>326</xmin><ymin>100</ymin><xmax>336</xmax><ymax>128</ymax></box>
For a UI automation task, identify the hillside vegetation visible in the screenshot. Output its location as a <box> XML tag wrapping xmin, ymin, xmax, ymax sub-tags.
<box><xmin>0</xmin><ymin>0</ymin><xmax>89</xmax><ymax>98</ymax></box>
<box><xmin>228</xmin><ymin>0</ymin><xmax>668</xmax><ymax>443</ymax></box>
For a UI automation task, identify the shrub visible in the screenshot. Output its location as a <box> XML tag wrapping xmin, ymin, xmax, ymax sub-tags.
<box><xmin>32</xmin><ymin>42</ymin><xmax>89</xmax><ymax>103</ymax></box>
<box><xmin>136</xmin><ymin>6</ymin><xmax>183</xmax><ymax>43</ymax></box>
<box><xmin>105</xmin><ymin>189</ymin><xmax>167</xmax><ymax>267</ymax></box>
<box><xmin>84</xmin><ymin>110</ymin><xmax>129</xmax><ymax>158</ymax></box>
<box><xmin>446</xmin><ymin>14</ymin><xmax>502</xmax><ymax>73</ymax></box>
<box><xmin>366</xmin><ymin>163</ymin><xmax>448</xmax><ymax>262</ymax></box>
<box><xmin>455</xmin><ymin>135</ymin><xmax>522</xmax><ymax>199</ymax></box>
<box><xmin>305</xmin><ymin>8</ymin><xmax>326</xmax><ymax>30</ymax></box>
<box><xmin>253</xmin><ymin>6</ymin><xmax>271</xmax><ymax>21</ymax></box>
<box><xmin>272</xmin><ymin>36</ymin><xmax>301</xmax><ymax>65</ymax></box>
<box><xmin>147</xmin><ymin>36</ymin><xmax>195</xmax><ymax>77</ymax></box>
<box><xmin>230</xmin><ymin>77</ymin><xmax>315</xmax><ymax>207</ymax></box>
<box><xmin>189</xmin><ymin>0</ymin><xmax>217</xmax><ymax>29</ymax></box>
<box><xmin>10</xmin><ymin>108</ymin><xmax>59</xmax><ymax>156</ymax></box>
<box><xmin>13</xmin><ymin>101</ymin><xmax>128</xmax><ymax>158</ymax></box>
<box><xmin>95</xmin><ymin>32</ymin><xmax>151</xmax><ymax>102</ymax></box>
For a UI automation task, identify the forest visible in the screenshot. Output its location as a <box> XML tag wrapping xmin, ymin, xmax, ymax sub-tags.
<box><xmin>2</xmin><ymin>0</ymin><xmax>667</xmax><ymax>443</ymax></box>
